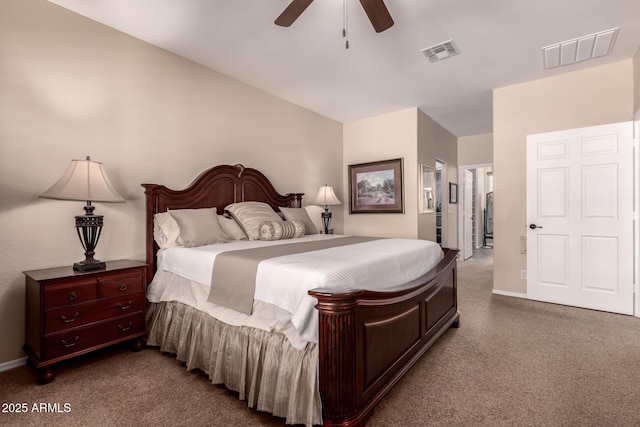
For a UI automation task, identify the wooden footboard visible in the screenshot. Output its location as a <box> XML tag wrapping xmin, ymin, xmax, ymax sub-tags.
<box><xmin>309</xmin><ymin>248</ymin><xmax>459</xmax><ymax>426</ymax></box>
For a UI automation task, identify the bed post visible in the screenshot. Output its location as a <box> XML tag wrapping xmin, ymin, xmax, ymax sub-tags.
<box><xmin>286</xmin><ymin>193</ymin><xmax>303</xmax><ymax>208</ymax></box>
<box><xmin>142</xmin><ymin>183</ymin><xmax>160</xmax><ymax>281</ymax></box>
<box><xmin>313</xmin><ymin>291</ymin><xmax>364</xmax><ymax>426</ymax></box>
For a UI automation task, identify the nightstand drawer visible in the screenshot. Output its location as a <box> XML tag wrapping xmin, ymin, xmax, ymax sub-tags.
<box><xmin>44</xmin><ymin>283</ymin><xmax>97</xmax><ymax>310</ymax></box>
<box><xmin>98</xmin><ymin>272</ymin><xmax>144</xmax><ymax>298</ymax></box>
<box><xmin>45</xmin><ymin>312</ymin><xmax>145</xmax><ymax>360</ymax></box>
<box><xmin>45</xmin><ymin>295</ymin><xmax>146</xmax><ymax>334</ymax></box>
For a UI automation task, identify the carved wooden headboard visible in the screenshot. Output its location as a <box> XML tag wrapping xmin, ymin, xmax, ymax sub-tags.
<box><xmin>141</xmin><ymin>164</ymin><xmax>303</xmax><ymax>280</ymax></box>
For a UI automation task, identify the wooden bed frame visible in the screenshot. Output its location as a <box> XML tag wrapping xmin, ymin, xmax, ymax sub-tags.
<box><xmin>142</xmin><ymin>164</ymin><xmax>459</xmax><ymax>426</ymax></box>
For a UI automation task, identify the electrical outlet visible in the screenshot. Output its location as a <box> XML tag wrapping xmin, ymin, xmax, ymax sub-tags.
<box><xmin>520</xmin><ymin>270</ymin><xmax>527</xmax><ymax>280</ymax></box>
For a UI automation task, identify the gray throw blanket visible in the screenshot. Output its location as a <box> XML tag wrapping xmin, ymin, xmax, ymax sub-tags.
<box><xmin>207</xmin><ymin>236</ymin><xmax>380</xmax><ymax>314</ymax></box>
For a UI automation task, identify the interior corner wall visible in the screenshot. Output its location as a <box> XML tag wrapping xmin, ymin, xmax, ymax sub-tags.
<box><xmin>417</xmin><ymin>110</ymin><xmax>458</xmax><ymax>247</ymax></box>
<box><xmin>0</xmin><ymin>0</ymin><xmax>342</xmax><ymax>365</ymax></box>
<box><xmin>343</xmin><ymin>108</ymin><xmax>418</xmax><ymax>238</ymax></box>
<box><xmin>493</xmin><ymin>59</ymin><xmax>635</xmax><ymax>295</ymax></box>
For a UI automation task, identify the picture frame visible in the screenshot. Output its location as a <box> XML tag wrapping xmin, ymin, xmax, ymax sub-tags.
<box><xmin>349</xmin><ymin>158</ymin><xmax>404</xmax><ymax>214</ymax></box>
<box><xmin>449</xmin><ymin>182</ymin><xmax>458</xmax><ymax>204</ymax></box>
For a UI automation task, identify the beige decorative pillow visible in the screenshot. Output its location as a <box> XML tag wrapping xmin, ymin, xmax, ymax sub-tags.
<box><xmin>168</xmin><ymin>208</ymin><xmax>229</xmax><ymax>247</ymax></box>
<box><xmin>259</xmin><ymin>220</ymin><xmax>305</xmax><ymax>241</ymax></box>
<box><xmin>279</xmin><ymin>207</ymin><xmax>318</xmax><ymax>235</ymax></box>
<box><xmin>218</xmin><ymin>215</ymin><xmax>247</xmax><ymax>240</ymax></box>
<box><xmin>225</xmin><ymin>202</ymin><xmax>283</xmax><ymax>241</ymax></box>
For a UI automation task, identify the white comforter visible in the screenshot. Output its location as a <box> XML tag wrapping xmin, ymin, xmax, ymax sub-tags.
<box><xmin>149</xmin><ymin>234</ymin><xmax>443</xmax><ymax>348</ymax></box>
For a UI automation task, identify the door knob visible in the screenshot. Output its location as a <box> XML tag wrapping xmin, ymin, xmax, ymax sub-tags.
<box><xmin>529</xmin><ymin>224</ymin><xmax>543</xmax><ymax>229</ymax></box>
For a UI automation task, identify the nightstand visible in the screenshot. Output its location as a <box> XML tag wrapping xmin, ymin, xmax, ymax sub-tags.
<box><xmin>23</xmin><ymin>260</ymin><xmax>148</xmax><ymax>384</ymax></box>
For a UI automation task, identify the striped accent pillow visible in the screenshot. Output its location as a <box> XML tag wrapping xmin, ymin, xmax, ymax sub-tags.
<box><xmin>225</xmin><ymin>201</ymin><xmax>282</xmax><ymax>241</ymax></box>
<box><xmin>259</xmin><ymin>220</ymin><xmax>305</xmax><ymax>241</ymax></box>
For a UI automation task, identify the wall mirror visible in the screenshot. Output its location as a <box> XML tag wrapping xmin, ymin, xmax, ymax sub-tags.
<box><xmin>419</xmin><ymin>164</ymin><xmax>435</xmax><ymax>213</ymax></box>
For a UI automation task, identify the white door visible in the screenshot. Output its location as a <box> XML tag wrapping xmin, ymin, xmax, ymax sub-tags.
<box><xmin>463</xmin><ymin>169</ymin><xmax>474</xmax><ymax>259</ymax></box>
<box><xmin>526</xmin><ymin>122</ymin><xmax>634</xmax><ymax>315</ymax></box>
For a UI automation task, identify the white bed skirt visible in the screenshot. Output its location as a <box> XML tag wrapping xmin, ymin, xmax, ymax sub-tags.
<box><xmin>146</xmin><ymin>301</ymin><xmax>322</xmax><ymax>426</ymax></box>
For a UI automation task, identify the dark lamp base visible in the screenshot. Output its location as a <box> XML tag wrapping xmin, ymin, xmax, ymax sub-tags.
<box><xmin>73</xmin><ymin>261</ymin><xmax>106</xmax><ymax>272</ymax></box>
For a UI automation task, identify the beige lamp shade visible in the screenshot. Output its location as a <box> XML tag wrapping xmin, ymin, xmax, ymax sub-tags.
<box><xmin>312</xmin><ymin>185</ymin><xmax>341</xmax><ymax>206</ymax></box>
<box><xmin>39</xmin><ymin>157</ymin><xmax>125</xmax><ymax>203</ymax></box>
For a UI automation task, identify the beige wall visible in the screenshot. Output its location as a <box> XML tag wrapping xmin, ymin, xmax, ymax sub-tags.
<box><xmin>493</xmin><ymin>59</ymin><xmax>635</xmax><ymax>294</ymax></box>
<box><xmin>0</xmin><ymin>0</ymin><xmax>342</xmax><ymax>364</ymax></box>
<box><xmin>417</xmin><ymin>110</ymin><xmax>458</xmax><ymax>246</ymax></box>
<box><xmin>457</xmin><ymin>133</ymin><xmax>493</xmax><ymax>166</ymax></box>
<box><xmin>343</xmin><ymin>108</ymin><xmax>418</xmax><ymax>238</ymax></box>
<box><xmin>342</xmin><ymin>108</ymin><xmax>458</xmax><ymax>242</ymax></box>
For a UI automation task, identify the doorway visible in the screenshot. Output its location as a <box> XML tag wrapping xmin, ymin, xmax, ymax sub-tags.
<box><xmin>458</xmin><ymin>164</ymin><xmax>493</xmax><ymax>260</ymax></box>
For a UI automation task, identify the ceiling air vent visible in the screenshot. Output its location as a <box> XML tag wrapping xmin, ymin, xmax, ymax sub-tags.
<box><xmin>421</xmin><ymin>40</ymin><xmax>460</xmax><ymax>63</ymax></box>
<box><xmin>542</xmin><ymin>27</ymin><xmax>619</xmax><ymax>69</ymax></box>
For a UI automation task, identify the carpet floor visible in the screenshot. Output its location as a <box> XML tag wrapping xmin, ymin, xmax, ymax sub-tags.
<box><xmin>2</xmin><ymin>248</ymin><xmax>639</xmax><ymax>426</ymax></box>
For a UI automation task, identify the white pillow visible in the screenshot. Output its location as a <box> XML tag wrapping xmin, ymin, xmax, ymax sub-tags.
<box><xmin>280</xmin><ymin>207</ymin><xmax>318</xmax><ymax>235</ymax></box>
<box><xmin>168</xmin><ymin>208</ymin><xmax>229</xmax><ymax>247</ymax></box>
<box><xmin>225</xmin><ymin>202</ymin><xmax>283</xmax><ymax>241</ymax></box>
<box><xmin>218</xmin><ymin>215</ymin><xmax>247</xmax><ymax>240</ymax></box>
<box><xmin>153</xmin><ymin>212</ymin><xmax>181</xmax><ymax>249</ymax></box>
<box><xmin>304</xmin><ymin>205</ymin><xmax>325</xmax><ymax>234</ymax></box>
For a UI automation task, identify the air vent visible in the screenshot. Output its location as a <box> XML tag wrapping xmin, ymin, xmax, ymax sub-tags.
<box><xmin>421</xmin><ymin>40</ymin><xmax>460</xmax><ymax>63</ymax></box>
<box><xmin>542</xmin><ymin>27</ymin><xmax>619</xmax><ymax>69</ymax></box>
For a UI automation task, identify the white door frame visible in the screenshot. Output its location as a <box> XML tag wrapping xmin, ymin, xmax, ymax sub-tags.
<box><xmin>458</xmin><ymin>163</ymin><xmax>493</xmax><ymax>254</ymax></box>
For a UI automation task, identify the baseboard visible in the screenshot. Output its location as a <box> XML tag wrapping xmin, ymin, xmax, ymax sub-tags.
<box><xmin>492</xmin><ymin>289</ymin><xmax>527</xmax><ymax>299</ymax></box>
<box><xmin>0</xmin><ymin>357</ymin><xmax>27</xmax><ymax>372</ymax></box>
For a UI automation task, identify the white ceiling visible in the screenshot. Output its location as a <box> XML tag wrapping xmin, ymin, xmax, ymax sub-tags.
<box><xmin>48</xmin><ymin>0</ymin><xmax>640</xmax><ymax>137</ymax></box>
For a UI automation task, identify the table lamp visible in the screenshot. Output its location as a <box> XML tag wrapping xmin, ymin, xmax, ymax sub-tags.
<box><xmin>39</xmin><ymin>156</ymin><xmax>125</xmax><ymax>271</ymax></box>
<box><xmin>312</xmin><ymin>185</ymin><xmax>341</xmax><ymax>234</ymax></box>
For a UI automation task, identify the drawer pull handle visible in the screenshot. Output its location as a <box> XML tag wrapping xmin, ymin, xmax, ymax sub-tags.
<box><xmin>119</xmin><ymin>283</ymin><xmax>127</xmax><ymax>291</ymax></box>
<box><xmin>118</xmin><ymin>322</ymin><xmax>133</xmax><ymax>332</ymax></box>
<box><xmin>117</xmin><ymin>301</ymin><xmax>133</xmax><ymax>310</ymax></box>
<box><xmin>60</xmin><ymin>312</ymin><xmax>80</xmax><ymax>323</ymax></box>
<box><xmin>61</xmin><ymin>336</ymin><xmax>79</xmax><ymax>348</ymax></box>
<box><xmin>68</xmin><ymin>291</ymin><xmax>77</xmax><ymax>301</ymax></box>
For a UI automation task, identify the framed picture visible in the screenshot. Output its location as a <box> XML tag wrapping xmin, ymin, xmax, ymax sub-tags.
<box><xmin>349</xmin><ymin>158</ymin><xmax>404</xmax><ymax>214</ymax></box>
<box><xmin>449</xmin><ymin>182</ymin><xmax>458</xmax><ymax>204</ymax></box>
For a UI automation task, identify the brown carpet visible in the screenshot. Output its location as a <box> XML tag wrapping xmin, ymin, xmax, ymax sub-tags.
<box><xmin>2</xmin><ymin>248</ymin><xmax>640</xmax><ymax>426</ymax></box>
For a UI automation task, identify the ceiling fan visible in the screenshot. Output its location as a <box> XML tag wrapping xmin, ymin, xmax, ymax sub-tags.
<box><xmin>275</xmin><ymin>0</ymin><xmax>394</xmax><ymax>33</ymax></box>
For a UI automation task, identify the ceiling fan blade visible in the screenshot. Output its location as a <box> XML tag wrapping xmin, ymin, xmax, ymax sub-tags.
<box><xmin>275</xmin><ymin>0</ymin><xmax>314</xmax><ymax>27</ymax></box>
<box><xmin>359</xmin><ymin>0</ymin><xmax>394</xmax><ymax>33</ymax></box>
